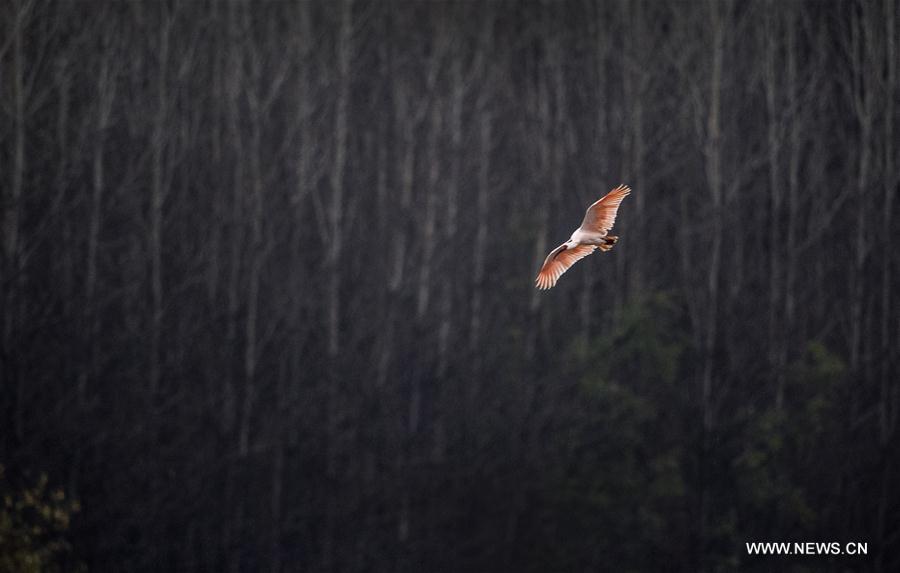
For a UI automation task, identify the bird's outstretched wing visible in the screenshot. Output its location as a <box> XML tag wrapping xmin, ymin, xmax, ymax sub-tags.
<box><xmin>579</xmin><ymin>184</ymin><xmax>631</xmax><ymax>235</ymax></box>
<box><xmin>535</xmin><ymin>244</ymin><xmax>597</xmax><ymax>290</ymax></box>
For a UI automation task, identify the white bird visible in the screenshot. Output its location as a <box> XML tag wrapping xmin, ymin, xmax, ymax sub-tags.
<box><xmin>535</xmin><ymin>184</ymin><xmax>631</xmax><ymax>290</ymax></box>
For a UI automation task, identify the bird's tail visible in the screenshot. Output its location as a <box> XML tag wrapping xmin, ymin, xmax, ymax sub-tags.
<box><xmin>598</xmin><ymin>235</ymin><xmax>618</xmax><ymax>252</ymax></box>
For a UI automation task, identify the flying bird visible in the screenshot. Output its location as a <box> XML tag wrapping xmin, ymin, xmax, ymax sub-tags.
<box><xmin>535</xmin><ymin>184</ymin><xmax>631</xmax><ymax>290</ymax></box>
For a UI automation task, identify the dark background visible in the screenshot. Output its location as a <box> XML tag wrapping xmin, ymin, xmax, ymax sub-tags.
<box><xmin>1</xmin><ymin>0</ymin><xmax>898</xmax><ymax>571</ymax></box>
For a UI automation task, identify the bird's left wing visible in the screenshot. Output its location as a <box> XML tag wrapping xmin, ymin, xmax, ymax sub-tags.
<box><xmin>535</xmin><ymin>244</ymin><xmax>597</xmax><ymax>290</ymax></box>
<box><xmin>579</xmin><ymin>184</ymin><xmax>631</xmax><ymax>235</ymax></box>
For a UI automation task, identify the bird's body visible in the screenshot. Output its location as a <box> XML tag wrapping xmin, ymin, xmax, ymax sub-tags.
<box><xmin>568</xmin><ymin>228</ymin><xmax>610</xmax><ymax>246</ymax></box>
<box><xmin>535</xmin><ymin>184</ymin><xmax>631</xmax><ymax>290</ymax></box>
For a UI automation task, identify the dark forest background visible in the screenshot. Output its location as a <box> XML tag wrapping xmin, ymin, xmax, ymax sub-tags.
<box><xmin>1</xmin><ymin>0</ymin><xmax>899</xmax><ymax>571</ymax></box>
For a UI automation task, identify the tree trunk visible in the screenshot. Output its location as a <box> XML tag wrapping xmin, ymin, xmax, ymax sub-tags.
<box><xmin>764</xmin><ymin>0</ymin><xmax>785</xmax><ymax>409</ymax></box>
<box><xmin>6</xmin><ymin>0</ymin><xmax>27</xmax><ymax>440</ymax></box>
<box><xmin>438</xmin><ymin>53</ymin><xmax>463</xmax><ymax>380</ymax></box>
<box><xmin>323</xmin><ymin>3</ymin><xmax>353</xmax><ymax>569</ymax></box>
<box><xmin>699</xmin><ymin>1</ymin><xmax>726</xmax><ymax>568</ymax></box>
<box><xmin>783</xmin><ymin>5</ymin><xmax>800</xmax><ymax>398</ymax></box>
<box><xmin>622</xmin><ymin>0</ymin><xmax>647</xmax><ymax>297</ymax></box>
<box><xmin>875</xmin><ymin>1</ymin><xmax>897</xmax><ymax>569</ymax></box>
<box><xmin>470</xmin><ymin>116</ymin><xmax>492</xmax><ymax>361</ymax></box>
<box><xmin>149</xmin><ymin>12</ymin><xmax>171</xmax><ymax>398</ymax></box>
<box><xmin>579</xmin><ymin>0</ymin><xmax>611</xmax><ymax>342</ymax></box>
<box><xmin>417</xmin><ymin>51</ymin><xmax>443</xmax><ymax>320</ymax></box>
<box><xmin>239</xmin><ymin>87</ymin><xmax>263</xmax><ymax>458</ymax></box>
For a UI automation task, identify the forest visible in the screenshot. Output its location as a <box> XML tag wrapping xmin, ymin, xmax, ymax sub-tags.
<box><xmin>1</xmin><ymin>0</ymin><xmax>898</xmax><ymax>571</ymax></box>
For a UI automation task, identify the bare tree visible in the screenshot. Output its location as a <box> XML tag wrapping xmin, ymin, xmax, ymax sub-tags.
<box><xmin>148</xmin><ymin>6</ymin><xmax>174</xmax><ymax>398</ymax></box>
<box><xmin>469</xmin><ymin>8</ymin><xmax>495</xmax><ymax>369</ymax></box>
<box><xmin>621</xmin><ymin>0</ymin><xmax>649</xmax><ymax>297</ymax></box>
<box><xmin>763</xmin><ymin>0</ymin><xmax>786</xmax><ymax>408</ymax></box>
<box><xmin>876</xmin><ymin>0</ymin><xmax>898</xmax><ymax>568</ymax></box>
<box><xmin>1</xmin><ymin>0</ymin><xmax>30</xmax><ymax>440</ymax></box>
<box><xmin>322</xmin><ymin>3</ymin><xmax>354</xmax><ymax>568</ymax></box>
<box><xmin>80</xmin><ymin>16</ymin><xmax>119</xmax><ymax>407</ymax></box>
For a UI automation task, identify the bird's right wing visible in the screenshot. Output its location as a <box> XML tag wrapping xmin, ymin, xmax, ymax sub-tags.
<box><xmin>535</xmin><ymin>244</ymin><xmax>597</xmax><ymax>290</ymax></box>
<box><xmin>579</xmin><ymin>184</ymin><xmax>631</xmax><ymax>235</ymax></box>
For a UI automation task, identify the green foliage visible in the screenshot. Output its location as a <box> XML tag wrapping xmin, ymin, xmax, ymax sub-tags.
<box><xmin>787</xmin><ymin>342</ymin><xmax>844</xmax><ymax>439</ymax></box>
<box><xmin>537</xmin><ymin>296</ymin><xmax>851</xmax><ymax>571</ymax></box>
<box><xmin>734</xmin><ymin>342</ymin><xmax>845</xmax><ymax>544</ymax></box>
<box><xmin>575</xmin><ymin>292</ymin><xmax>689</xmax><ymax>391</ymax></box>
<box><xmin>530</xmin><ymin>293</ymin><xmax>690</xmax><ymax>570</ymax></box>
<box><xmin>0</xmin><ymin>465</ymin><xmax>84</xmax><ymax>573</ymax></box>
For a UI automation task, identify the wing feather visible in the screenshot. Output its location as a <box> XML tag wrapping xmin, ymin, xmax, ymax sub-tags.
<box><xmin>535</xmin><ymin>244</ymin><xmax>597</xmax><ymax>290</ymax></box>
<box><xmin>579</xmin><ymin>184</ymin><xmax>631</xmax><ymax>235</ymax></box>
